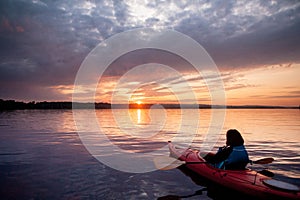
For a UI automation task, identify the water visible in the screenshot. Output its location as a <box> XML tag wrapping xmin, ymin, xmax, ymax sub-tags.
<box><xmin>0</xmin><ymin>109</ymin><xmax>299</xmax><ymax>199</ymax></box>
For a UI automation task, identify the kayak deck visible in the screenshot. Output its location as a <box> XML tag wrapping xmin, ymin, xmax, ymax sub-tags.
<box><xmin>168</xmin><ymin>141</ymin><xmax>300</xmax><ymax>200</ymax></box>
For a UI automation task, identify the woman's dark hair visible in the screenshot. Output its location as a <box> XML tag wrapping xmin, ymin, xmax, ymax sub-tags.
<box><xmin>226</xmin><ymin>129</ymin><xmax>244</xmax><ymax>146</ymax></box>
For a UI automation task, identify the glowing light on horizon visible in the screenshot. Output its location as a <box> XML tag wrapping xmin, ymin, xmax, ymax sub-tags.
<box><xmin>137</xmin><ymin>109</ymin><xmax>141</xmax><ymax>124</ymax></box>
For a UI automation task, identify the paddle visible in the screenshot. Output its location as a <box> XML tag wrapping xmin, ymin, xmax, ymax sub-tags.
<box><xmin>258</xmin><ymin>169</ymin><xmax>274</xmax><ymax>177</ymax></box>
<box><xmin>250</xmin><ymin>157</ymin><xmax>274</xmax><ymax>165</ymax></box>
<box><xmin>157</xmin><ymin>188</ymin><xmax>206</xmax><ymax>200</ymax></box>
<box><xmin>154</xmin><ymin>156</ymin><xmax>274</xmax><ymax>171</ymax></box>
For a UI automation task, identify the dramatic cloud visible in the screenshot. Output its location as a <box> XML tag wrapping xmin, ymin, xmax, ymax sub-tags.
<box><xmin>0</xmin><ymin>0</ymin><xmax>299</xmax><ymax>104</ymax></box>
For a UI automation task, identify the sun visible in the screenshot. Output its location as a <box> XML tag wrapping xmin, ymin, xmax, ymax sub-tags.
<box><xmin>136</xmin><ymin>100</ymin><xmax>142</xmax><ymax>105</ymax></box>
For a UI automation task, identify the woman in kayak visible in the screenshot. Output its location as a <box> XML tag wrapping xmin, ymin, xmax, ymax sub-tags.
<box><xmin>202</xmin><ymin>129</ymin><xmax>249</xmax><ymax>170</ymax></box>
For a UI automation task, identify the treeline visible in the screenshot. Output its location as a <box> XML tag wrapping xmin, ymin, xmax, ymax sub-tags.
<box><xmin>0</xmin><ymin>99</ymin><xmax>297</xmax><ymax>110</ymax></box>
<box><xmin>0</xmin><ymin>99</ymin><xmax>111</xmax><ymax>110</ymax></box>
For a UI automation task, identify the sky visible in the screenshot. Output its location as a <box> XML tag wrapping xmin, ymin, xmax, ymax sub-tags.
<box><xmin>0</xmin><ymin>0</ymin><xmax>299</xmax><ymax>106</ymax></box>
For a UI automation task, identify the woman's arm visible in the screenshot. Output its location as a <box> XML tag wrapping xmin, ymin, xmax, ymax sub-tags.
<box><xmin>209</xmin><ymin>146</ymin><xmax>233</xmax><ymax>164</ymax></box>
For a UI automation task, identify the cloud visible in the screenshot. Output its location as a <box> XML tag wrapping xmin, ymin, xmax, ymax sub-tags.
<box><xmin>249</xmin><ymin>93</ymin><xmax>300</xmax><ymax>99</ymax></box>
<box><xmin>0</xmin><ymin>0</ymin><xmax>299</xmax><ymax>101</ymax></box>
<box><xmin>174</xmin><ymin>1</ymin><xmax>300</xmax><ymax>68</ymax></box>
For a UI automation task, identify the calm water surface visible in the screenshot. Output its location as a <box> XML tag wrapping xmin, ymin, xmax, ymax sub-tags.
<box><xmin>0</xmin><ymin>109</ymin><xmax>299</xmax><ymax>199</ymax></box>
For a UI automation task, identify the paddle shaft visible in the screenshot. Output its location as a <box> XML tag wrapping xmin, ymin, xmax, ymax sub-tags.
<box><xmin>185</xmin><ymin>161</ymin><xmax>207</xmax><ymax>164</ymax></box>
<box><xmin>184</xmin><ymin>158</ymin><xmax>274</xmax><ymax>165</ymax></box>
<box><xmin>251</xmin><ymin>157</ymin><xmax>274</xmax><ymax>164</ymax></box>
<box><xmin>184</xmin><ymin>161</ymin><xmax>274</xmax><ymax>177</ymax></box>
<box><xmin>154</xmin><ymin>155</ymin><xmax>274</xmax><ymax>171</ymax></box>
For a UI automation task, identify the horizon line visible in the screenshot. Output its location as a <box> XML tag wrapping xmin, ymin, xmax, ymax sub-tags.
<box><xmin>0</xmin><ymin>99</ymin><xmax>299</xmax><ymax>109</ymax></box>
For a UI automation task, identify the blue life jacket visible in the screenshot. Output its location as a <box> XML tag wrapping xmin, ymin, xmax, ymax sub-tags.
<box><xmin>217</xmin><ymin>145</ymin><xmax>249</xmax><ymax>169</ymax></box>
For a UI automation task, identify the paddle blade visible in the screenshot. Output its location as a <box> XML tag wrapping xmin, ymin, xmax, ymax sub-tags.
<box><xmin>253</xmin><ymin>157</ymin><xmax>274</xmax><ymax>164</ymax></box>
<box><xmin>153</xmin><ymin>156</ymin><xmax>185</xmax><ymax>170</ymax></box>
<box><xmin>258</xmin><ymin>169</ymin><xmax>274</xmax><ymax>177</ymax></box>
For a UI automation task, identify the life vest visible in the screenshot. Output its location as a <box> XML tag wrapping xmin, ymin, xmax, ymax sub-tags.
<box><xmin>215</xmin><ymin>145</ymin><xmax>249</xmax><ymax>169</ymax></box>
<box><xmin>224</xmin><ymin>145</ymin><xmax>249</xmax><ymax>169</ymax></box>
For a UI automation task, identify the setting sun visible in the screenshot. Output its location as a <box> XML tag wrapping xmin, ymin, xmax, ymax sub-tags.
<box><xmin>136</xmin><ymin>101</ymin><xmax>142</xmax><ymax>105</ymax></box>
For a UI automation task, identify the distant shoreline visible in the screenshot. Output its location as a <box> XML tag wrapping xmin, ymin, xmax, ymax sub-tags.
<box><xmin>0</xmin><ymin>99</ymin><xmax>298</xmax><ymax>110</ymax></box>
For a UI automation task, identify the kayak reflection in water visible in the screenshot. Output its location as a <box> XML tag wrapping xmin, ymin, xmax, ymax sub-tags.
<box><xmin>201</xmin><ymin>129</ymin><xmax>250</xmax><ymax>170</ymax></box>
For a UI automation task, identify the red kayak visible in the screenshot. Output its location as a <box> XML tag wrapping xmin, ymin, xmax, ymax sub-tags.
<box><xmin>168</xmin><ymin>141</ymin><xmax>300</xmax><ymax>200</ymax></box>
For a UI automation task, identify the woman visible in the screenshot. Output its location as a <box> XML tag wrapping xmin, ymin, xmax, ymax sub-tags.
<box><xmin>203</xmin><ymin>129</ymin><xmax>249</xmax><ymax>170</ymax></box>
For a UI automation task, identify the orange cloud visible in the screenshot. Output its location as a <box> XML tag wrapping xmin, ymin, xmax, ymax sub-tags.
<box><xmin>1</xmin><ymin>17</ymin><xmax>14</xmax><ymax>32</ymax></box>
<box><xmin>0</xmin><ymin>17</ymin><xmax>25</xmax><ymax>33</ymax></box>
<box><xmin>16</xmin><ymin>25</ymin><xmax>25</xmax><ymax>32</ymax></box>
